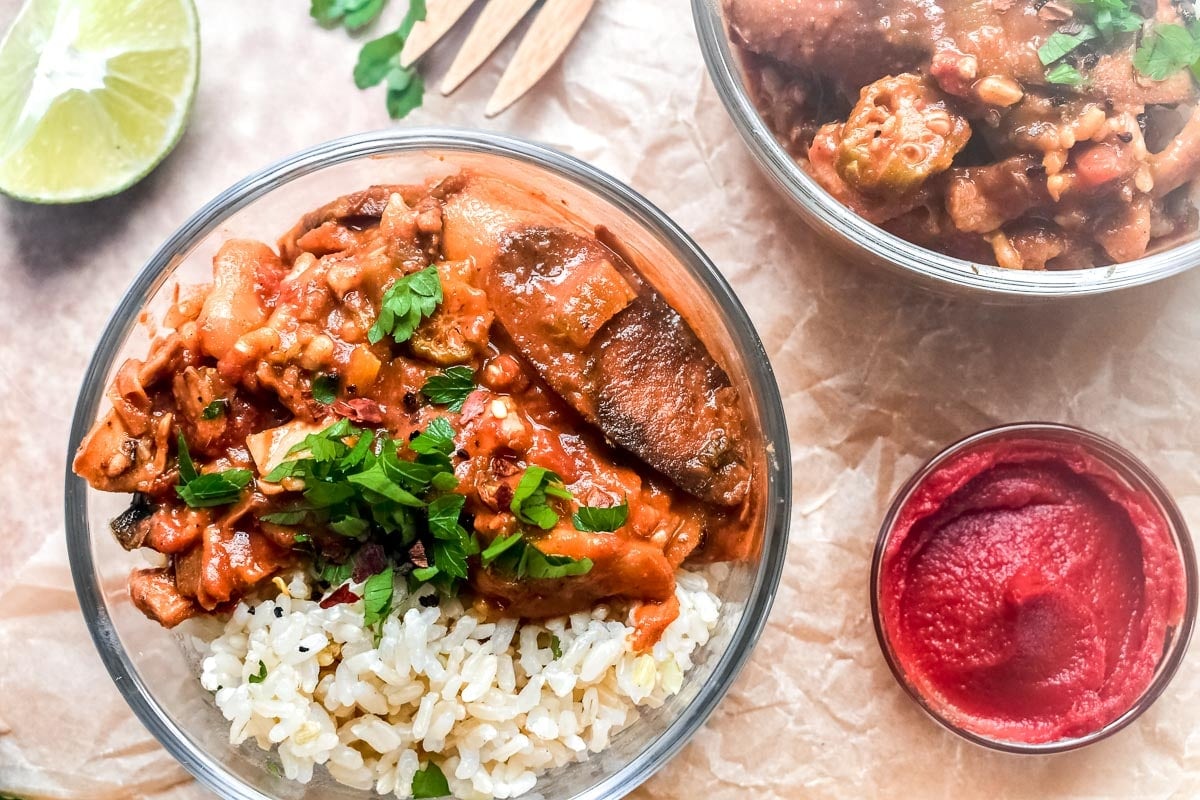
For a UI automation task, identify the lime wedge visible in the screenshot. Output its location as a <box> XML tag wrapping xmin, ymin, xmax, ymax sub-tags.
<box><xmin>0</xmin><ymin>0</ymin><xmax>199</xmax><ymax>203</ymax></box>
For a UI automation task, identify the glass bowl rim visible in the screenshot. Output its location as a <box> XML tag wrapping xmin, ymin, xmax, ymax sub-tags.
<box><xmin>62</xmin><ymin>127</ymin><xmax>793</xmax><ymax>800</ymax></box>
<box><xmin>691</xmin><ymin>0</ymin><xmax>1200</xmax><ymax>299</ymax></box>
<box><xmin>868</xmin><ymin>421</ymin><xmax>1199</xmax><ymax>754</ymax></box>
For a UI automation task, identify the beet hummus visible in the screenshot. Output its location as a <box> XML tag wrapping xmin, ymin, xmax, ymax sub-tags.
<box><xmin>877</xmin><ymin>432</ymin><xmax>1188</xmax><ymax>745</ymax></box>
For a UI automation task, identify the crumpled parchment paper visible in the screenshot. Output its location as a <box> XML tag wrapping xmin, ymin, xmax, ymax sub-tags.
<box><xmin>1</xmin><ymin>0</ymin><xmax>1198</xmax><ymax>797</ymax></box>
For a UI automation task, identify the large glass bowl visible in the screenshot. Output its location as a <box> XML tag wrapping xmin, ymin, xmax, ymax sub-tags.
<box><xmin>64</xmin><ymin>129</ymin><xmax>791</xmax><ymax>800</ymax></box>
<box><xmin>693</xmin><ymin>0</ymin><xmax>1200</xmax><ymax>299</ymax></box>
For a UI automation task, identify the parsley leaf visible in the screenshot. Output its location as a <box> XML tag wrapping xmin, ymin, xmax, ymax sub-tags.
<box><xmin>510</xmin><ymin>466</ymin><xmax>572</xmax><ymax>530</ymax></box>
<box><xmin>550</xmin><ymin>634</ymin><xmax>563</xmax><ymax>660</ymax></box>
<box><xmin>248</xmin><ymin>660</ymin><xmax>267</xmax><ymax>684</ymax></box>
<box><xmin>348</xmin><ymin>0</ymin><xmax>428</xmax><ymax>118</ymax></box>
<box><xmin>411</xmin><ymin>762</ymin><xmax>450</xmax><ymax>799</ymax></box>
<box><xmin>361</xmin><ymin>566</ymin><xmax>394</xmax><ymax>628</ymax></box>
<box><xmin>320</xmin><ymin>560</ymin><xmax>353</xmax><ymax>587</ymax></box>
<box><xmin>410</xmin><ymin>416</ymin><xmax>456</xmax><ymax>457</ymax></box>
<box><xmin>312</xmin><ymin>374</ymin><xmax>339</xmax><ymax>405</ymax></box>
<box><xmin>175</xmin><ymin>433</ymin><xmax>253</xmax><ymax>508</ymax></box>
<box><xmin>386</xmin><ymin>66</ymin><xmax>425</xmax><ymax>119</ymax></box>
<box><xmin>1038</xmin><ymin>27</ymin><xmax>1097</xmax><ymax>65</ymax></box>
<box><xmin>1045</xmin><ymin>62</ymin><xmax>1086</xmax><ymax>85</ymax></box>
<box><xmin>480</xmin><ymin>531</ymin><xmax>523</xmax><ymax>565</ymax></box>
<box><xmin>368</xmin><ymin>265</ymin><xmax>443</xmax><ymax>345</ymax></box>
<box><xmin>485</xmin><ymin>535</ymin><xmax>593</xmax><ymax>581</ymax></box>
<box><xmin>310</xmin><ymin>0</ymin><xmax>386</xmax><ymax>30</ymax></box>
<box><xmin>354</xmin><ymin>31</ymin><xmax>404</xmax><ymax>88</ymax></box>
<box><xmin>520</xmin><ymin>546</ymin><xmax>593</xmax><ymax>579</ymax></box>
<box><xmin>572</xmin><ymin>500</ymin><xmax>629</xmax><ymax>533</ymax></box>
<box><xmin>201</xmin><ymin>399</ymin><xmax>227</xmax><ymax>420</ymax></box>
<box><xmin>422</xmin><ymin>366</ymin><xmax>475</xmax><ymax>412</ymax></box>
<box><xmin>1134</xmin><ymin>23</ymin><xmax>1200</xmax><ymax>81</ymax></box>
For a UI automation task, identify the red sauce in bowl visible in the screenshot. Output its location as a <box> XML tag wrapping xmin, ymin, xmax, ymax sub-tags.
<box><xmin>876</xmin><ymin>428</ymin><xmax>1190</xmax><ymax>746</ymax></box>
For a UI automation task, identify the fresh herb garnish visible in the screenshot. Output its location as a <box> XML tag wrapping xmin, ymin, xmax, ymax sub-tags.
<box><xmin>498</xmin><ymin>541</ymin><xmax>593</xmax><ymax>580</ymax></box>
<box><xmin>550</xmin><ymin>634</ymin><xmax>563</xmax><ymax>660</ymax></box>
<box><xmin>410</xmin><ymin>416</ymin><xmax>456</xmax><ymax>459</ymax></box>
<box><xmin>510</xmin><ymin>466</ymin><xmax>573</xmax><ymax>530</ymax></box>
<box><xmin>310</xmin><ymin>0</ymin><xmax>386</xmax><ymax>30</ymax></box>
<box><xmin>421</xmin><ymin>366</ymin><xmax>475</xmax><ymax>412</ymax></box>
<box><xmin>1134</xmin><ymin>23</ymin><xmax>1200</xmax><ymax>80</ymax></box>
<box><xmin>175</xmin><ymin>433</ymin><xmax>253</xmax><ymax>508</ymax></box>
<box><xmin>367</xmin><ymin>265</ymin><xmax>443</xmax><ymax>346</ymax></box>
<box><xmin>1046</xmin><ymin>62</ymin><xmax>1086</xmax><ymax>85</ymax></box>
<box><xmin>1038</xmin><ymin>27</ymin><xmax>1098</xmax><ymax>66</ymax></box>
<box><xmin>411</xmin><ymin>761</ymin><xmax>450</xmax><ymax>800</ymax></box>
<box><xmin>348</xmin><ymin>0</ymin><xmax>428</xmax><ymax>120</ymax></box>
<box><xmin>480</xmin><ymin>531</ymin><xmax>524</xmax><ymax>565</ymax></box>
<box><xmin>312</xmin><ymin>373</ymin><xmax>339</xmax><ymax>405</ymax></box>
<box><xmin>264</xmin><ymin>418</ymin><xmax>468</xmax><ymax>593</ymax></box>
<box><xmin>1036</xmin><ymin>1</ymin><xmax>1200</xmax><ymax>85</ymax></box>
<box><xmin>201</xmin><ymin>399</ymin><xmax>227</xmax><ymax>420</ymax></box>
<box><xmin>248</xmin><ymin>660</ymin><xmax>267</xmax><ymax>684</ymax></box>
<box><xmin>572</xmin><ymin>499</ymin><xmax>629</xmax><ymax>533</ymax></box>
<box><xmin>361</xmin><ymin>566</ymin><xmax>395</xmax><ymax>628</ymax></box>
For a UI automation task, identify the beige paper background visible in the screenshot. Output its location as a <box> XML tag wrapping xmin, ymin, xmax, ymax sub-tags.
<box><xmin>1</xmin><ymin>0</ymin><xmax>1198</xmax><ymax>797</ymax></box>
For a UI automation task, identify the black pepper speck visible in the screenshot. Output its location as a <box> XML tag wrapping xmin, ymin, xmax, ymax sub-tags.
<box><xmin>299</xmin><ymin>646</ymin><xmax>309</xmax><ymax>653</ymax></box>
<box><xmin>273</xmin><ymin>606</ymin><xmax>283</xmax><ymax>618</ymax></box>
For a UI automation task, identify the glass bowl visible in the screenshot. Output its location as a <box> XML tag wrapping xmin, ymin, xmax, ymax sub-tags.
<box><xmin>870</xmin><ymin>423</ymin><xmax>1197</xmax><ymax>753</ymax></box>
<box><xmin>692</xmin><ymin>0</ymin><xmax>1200</xmax><ymax>299</ymax></box>
<box><xmin>63</xmin><ymin>129</ymin><xmax>792</xmax><ymax>800</ymax></box>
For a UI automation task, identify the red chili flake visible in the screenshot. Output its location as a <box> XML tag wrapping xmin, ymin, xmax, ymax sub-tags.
<box><xmin>352</xmin><ymin>542</ymin><xmax>388</xmax><ymax>583</ymax></box>
<box><xmin>332</xmin><ymin>398</ymin><xmax>385</xmax><ymax>424</ymax></box>
<box><xmin>319</xmin><ymin>584</ymin><xmax>360</xmax><ymax>608</ymax></box>
<box><xmin>408</xmin><ymin>541</ymin><xmax>429</xmax><ymax>568</ymax></box>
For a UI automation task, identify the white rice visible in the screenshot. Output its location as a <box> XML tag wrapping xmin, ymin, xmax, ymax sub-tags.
<box><xmin>199</xmin><ymin>568</ymin><xmax>723</xmax><ymax>799</ymax></box>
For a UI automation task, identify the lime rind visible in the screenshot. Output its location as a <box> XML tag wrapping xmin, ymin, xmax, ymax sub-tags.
<box><xmin>0</xmin><ymin>0</ymin><xmax>200</xmax><ymax>204</ymax></box>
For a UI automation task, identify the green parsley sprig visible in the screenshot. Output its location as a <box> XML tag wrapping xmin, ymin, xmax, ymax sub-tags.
<box><xmin>309</xmin><ymin>0</ymin><xmax>428</xmax><ymax>119</ymax></box>
<box><xmin>175</xmin><ymin>433</ymin><xmax>253</xmax><ymax>508</ymax></box>
<box><xmin>368</xmin><ymin>265</ymin><xmax>444</xmax><ymax>346</ymax></box>
<box><xmin>422</xmin><ymin>366</ymin><xmax>476</xmax><ymax>412</ymax></box>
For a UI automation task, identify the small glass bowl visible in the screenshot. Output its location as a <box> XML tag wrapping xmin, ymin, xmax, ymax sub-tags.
<box><xmin>64</xmin><ymin>129</ymin><xmax>792</xmax><ymax>800</ymax></box>
<box><xmin>870</xmin><ymin>423</ymin><xmax>1198</xmax><ymax>753</ymax></box>
<box><xmin>692</xmin><ymin>0</ymin><xmax>1200</xmax><ymax>299</ymax></box>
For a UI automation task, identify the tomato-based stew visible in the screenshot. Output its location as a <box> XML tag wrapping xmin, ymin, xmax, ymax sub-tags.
<box><xmin>73</xmin><ymin>173</ymin><xmax>758</xmax><ymax>650</ymax></box>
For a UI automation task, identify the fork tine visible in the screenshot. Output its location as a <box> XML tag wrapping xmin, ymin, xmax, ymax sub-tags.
<box><xmin>485</xmin><ymin>0</ymin><xmax>597</xmax><ymax>117</ymax></box>
<box><xmin>439</xmin><ymin>0</ymin><xmax>538</xmax><ymax>95</ymax></box>
<box><xmin>400</xmin><ymin>0</ymin><xmax>480</xmax><ymax>68</ymax></box>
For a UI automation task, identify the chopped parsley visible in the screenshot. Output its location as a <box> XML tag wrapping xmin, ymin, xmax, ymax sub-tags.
<box><xmin>263</xmin><ymin>418</ymin><xmax>470</xmax><ymax>594</ymax></box>
<box><xmin>421</xmin><ymin>366</ymin><xmax>476</xmax><ymax>412</ymax></box>
<box><xmin>510</xmin><ymin>466</ymin><xmax>573</xmax><ymax>530</ymax></box>
<box><xmin>248</xmin><ymin>660</ymin><xmax>268</xmax><ymax>684</ymax></box>
<box><xmin>311</xmin><ymin>373</ymin><xmax>339</xmax><ymax>405</ymax></box>
<box><xmin>201</xmin><ymin>399</ymin><xmax>227</xmax><ymax>420</ymax></box>
<box><xmin>1134</xmin><ymin>23</ymin><xmax>1200</xmax><ymax>80</ymax></box>
<box><xmin>1038</xmin><ymin>27</ymin><xmax>1098</xmax><ymax>66</ymax></box>
<box><xmin>175</xmin><ymin>433</ymin><xmax>253</xmax><ymax>508</ymax></box>
<box><xmin>572</xmin><ymin>500</ymin><xmax>629</xmax><ymax>533</ymax></box>
<box><xmin>411</xmin><ymin>761</ymin><xmax>450</xmax><ymax>799</ymax></box>
<box><xmin>1046</xmin><ymin>62</ymin><xmax>1086</xmax><ymax>85</ymax></box>
<box><xmin>1035</xmin><ymin>1</ymin><xmax>1200</xmax><ymax>85</ymax></box>
<box><xmin>550</xmin><ymin>634</ymin><xmax>563</xmax><ymax>660</ymax></box>
<box><xmin>368</xmin><ymin>265</ymin><xmax>443</xmax><ymax>346</ymax></box>
<box><xmin>361</xmin><ymin>566</ymin><xmax>395</xmax><ymax>628</ymax></box>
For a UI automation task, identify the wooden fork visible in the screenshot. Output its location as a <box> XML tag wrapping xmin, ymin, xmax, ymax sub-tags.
<box><xmin>400</xmin><ymin>0</ymin><xmax>598</xmax><ymax>117</ymax></box>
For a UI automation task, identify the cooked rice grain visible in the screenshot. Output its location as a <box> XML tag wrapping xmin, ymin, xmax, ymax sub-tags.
<box><xmin>200</xmin><ymin>568</ymin><xmax>723</xmax><ymax>799</ymax></box>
